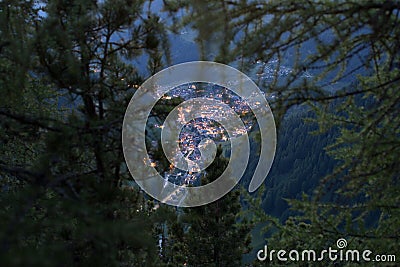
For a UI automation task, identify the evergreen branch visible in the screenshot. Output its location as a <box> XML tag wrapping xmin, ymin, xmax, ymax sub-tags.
<box><xmin>0</xmin><ymin>108</ymin><xmax>61</xmax><ymax>132</ymax></box>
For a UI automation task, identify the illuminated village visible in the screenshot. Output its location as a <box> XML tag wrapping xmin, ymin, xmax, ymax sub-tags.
<box><xmin>149</xmin><ymin>83</ymin><xmax>256</xmax><ymax>191</ymax></box>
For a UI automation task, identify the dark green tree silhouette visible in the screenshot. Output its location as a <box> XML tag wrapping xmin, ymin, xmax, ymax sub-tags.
<box><xmin>162</xmin><ymin>146</ymin><xmax>253</xmax><ymax>267</ymax></box>
<box><xmin>166</xmin><ymin>0</ymin><xmax>400</xmax><ymax>262</ymax></box>
<box><xmin>0</xmin><ymin>0</ymin><xmax>173</xmax><ymax>266</ymax></box>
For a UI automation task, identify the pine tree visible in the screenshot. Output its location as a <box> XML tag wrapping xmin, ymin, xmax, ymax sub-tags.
<box><xmin>0</xmin><ymin>0</ymin><xmax>174</xmax><ymax>266</ymax></box>
<box><xmin>167</xmin><ymin>0</ymin><xmax>400</xmax><ymax>262</ymax></box>
<box><xmin>164</xmin><ymin>146</ymin><xmax>253</xmax><ymax>267</ymax></box>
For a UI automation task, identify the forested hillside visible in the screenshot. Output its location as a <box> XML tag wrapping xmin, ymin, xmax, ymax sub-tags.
<box><xmin>262</xmin><ymin>108</ymin><xmax>337</xmax><ymax>221</ymax></box>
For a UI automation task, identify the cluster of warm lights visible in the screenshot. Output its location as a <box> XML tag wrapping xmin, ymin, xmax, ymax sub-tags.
<box><xmin>144</xmin><ymin>83</ymin><xmax>257</xmax><ymax>190</ymax></box>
